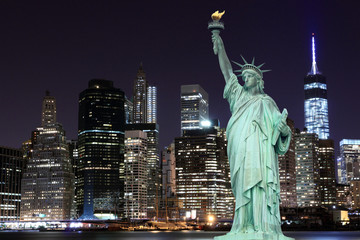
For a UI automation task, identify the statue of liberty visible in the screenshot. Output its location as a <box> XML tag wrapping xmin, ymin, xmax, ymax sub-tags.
<box><xmin>210</xmin><ymin>11</ymin><xmax>294</xmax><ymax>240</ymax></box>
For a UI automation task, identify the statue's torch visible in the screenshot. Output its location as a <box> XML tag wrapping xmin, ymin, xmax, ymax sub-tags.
<box><xmin>208</xmin><ymin>11</ymin><xmax>225</xmax><ymax>54</ymax></box>
<box><xmin>208</xmin><ymin>11</ymin><xmax>225</xmax><ymax>33</ymax></box>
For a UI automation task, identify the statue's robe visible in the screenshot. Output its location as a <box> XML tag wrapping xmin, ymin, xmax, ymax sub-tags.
<box><xmin>224</xmin><ymin>73</ymin><xmax>291</xmax><ymax>236</ymax></box>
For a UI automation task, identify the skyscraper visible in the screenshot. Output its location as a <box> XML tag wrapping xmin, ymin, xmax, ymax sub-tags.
<box><xmin>124</xmin><ymin>130</ymin><xmax>148</xmax><ymax>219</ymax></box>
<box><xmin>41</xmin><ymin>90</ymin><xmax>56</xmax><ymax>126</ymax></box>
<box><xmin>77</xmin><ymin>79</ymin><xmax>125</xmax><ymax>219</ymax></box>
<box><xmin>295</xmin><ymin>129</ymin><xmax>320</xmax><ymax>207</ymax></box>
<box><xmin>133</xmin><ymin>63</ymin><xmax>148</xmax><ymax>124</ymax></box>
<box><xmin>147</xmin><ymin>86</ymin><xmax>157</xmax><ymax>123</ymax></box>
<box><xmin>304</xmin><ymin>33</ymin><xmax>330</xmax><ymax>140</ymax></box>
<box><xmin>278</xmin><ymin>118</ymin><xmax>297</xmax><ymax>208</ymax></box>
<box><xmin>124</xmin><ymin>96</ymin><xmax>133</xmax><ymax>124</ymax></box>
<box><xmin>125</xmin><ymin>123</ymin><xmax>160</xmax><ymax>219</ymax></box>
<box><xmin>180</xmin><ymin>84</ymin><xmax>209</xmax><ymax>134</ymax></box>
<box><xmin>161</xmin><ymin>143</ymin><xmax>178</xmax><ymax>220</ymax></box>
<box><xmin>21</xmin><ymin>93</ymin><xmax>74</xmax><ymax>221</ymax></box>
<box><xmin>339</xmin><ymin>139</ymin><xmax>360</xmax><ymax>184</ymax></box>
<box><xmin>175</xmin><ymin>126</ymin><xmax>233</xmax><ymax>221</ymax></box>
<box><xmin>67</xmin><ymin>139</ymin><xmax>78</xmax><ymax>219</ymax></box>
<box><xmin>317</xmin><ymin>139</ymin><xmax>337</xmax><ymax>206</ymax></box>
<box><xmin>0</xmin><ymin>146</ymin><xmax>24</xmax><ymax>221</ymax></box>
<box><xmin>132</xmin><ymin>64</ymin><xmax>157</xmax><ymax>124</ymax></box>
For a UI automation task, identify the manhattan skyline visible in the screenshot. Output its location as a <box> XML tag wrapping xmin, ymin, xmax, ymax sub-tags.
<box><xmin>0</xmin><ymin>0</ymin><xmax>359</xmax><ymax>152</ymax></box>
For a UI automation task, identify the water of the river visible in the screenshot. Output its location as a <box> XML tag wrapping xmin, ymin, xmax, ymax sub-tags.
<box><xmin>0</xmin><ymin>231</ymin><xmax>359</xmax><ymax>240</ymax></box>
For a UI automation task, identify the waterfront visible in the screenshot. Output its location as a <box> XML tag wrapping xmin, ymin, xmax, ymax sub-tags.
<box><xmin>0</xmin><ymin>231</ymin><xmax>360</xmax><ymax>240</ymax></box>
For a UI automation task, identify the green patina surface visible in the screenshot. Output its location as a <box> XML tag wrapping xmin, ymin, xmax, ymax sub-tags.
<box><xmin>211</xmin><ymin>19</ymin><xmax>295</xmax><ymax>240</ymax></box>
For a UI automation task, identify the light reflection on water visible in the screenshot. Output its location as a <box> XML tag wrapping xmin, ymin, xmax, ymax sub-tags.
<box><xmin>0</xmin><ymin>231</ymin><xmax>359</xmax><ymax>240</ymax></box>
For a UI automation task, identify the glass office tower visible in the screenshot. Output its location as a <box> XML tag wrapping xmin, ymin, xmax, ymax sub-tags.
<box><xmin>0</xmin><ymin>147</ymin><xmax>23</xmax><ymax>221</ymax></box>
<box><xmin>180</xmin><ymin>84</ymin><xmax>209</xmax><ymax>135</ymax></box>
<box><xmin>304</xmin><ymin>34</ymin><xmax>330</xmax><ymax>140</ymax></box>
<box><xmin>295</xmin><ymin>130</ymin><xmax>320</xmax><ymax>207</ymax></box>
<box><xmin>77</xmin><ymin>79</ymin><xmax>125</xmax><ymax>219</ymax></box>
<box><xmin>339</xmin><ymin>139</ymin><xmax>360</xmax><ymax>184</ymax></box>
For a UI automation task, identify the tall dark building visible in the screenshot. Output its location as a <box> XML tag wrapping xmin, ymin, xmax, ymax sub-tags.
<box><xmin>304</xmin><ymin>33</ymin><xmax>330</xmax><ymax>140</ymax></box>
<box><xmin>77</xmin><ymin>79</ymin><xmax>125</xmax><ymax>219</ymax></box>
<box><xmin>133</xmin><ymin>64</ymin><xmax>148</xmax><ymax>124</ymax></box>
<box><xmin>318</xmin><ymin>139</ymin><xmax>337</xmax><ymax>206</ymax></box>
<box><xmin>0</xmin><ymin>146</ymin><xmax>24</xmax><ymax>221</ymax></box>
<box><xmin>278</xmin><ymin>118</ymin><xmax>297</xmax><ymax>208</ymax></box>
<box><xmin>41</xmin><ymin>91</ymin><xmax>56</xmax><ymax>126</ymax></box>
<box><xmin>125</xmin><ymin>123</ymin><xmax>160</xmax><ymax>219</ymax></box>
<box><xmin>67</xmin><ymin>139</ymin><xmax>78</xmax><ymax>219</ymax></box>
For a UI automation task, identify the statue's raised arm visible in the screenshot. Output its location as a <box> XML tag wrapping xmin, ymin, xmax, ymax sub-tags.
<box><xmin>212</xmin><ymin>33</ymin><xmax>233</xmax><ymax>83</ymax></box>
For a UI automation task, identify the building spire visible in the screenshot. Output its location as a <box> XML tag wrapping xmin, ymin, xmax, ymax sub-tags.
<box><xmin>41</xmin><ymin>92</ymin><xmax>56</xmax><ymax>126</ymax></box>
<box><xmin>310</xmin><ymin>33</ymin><xmax>319</xmax><ymax>75</ymax></box>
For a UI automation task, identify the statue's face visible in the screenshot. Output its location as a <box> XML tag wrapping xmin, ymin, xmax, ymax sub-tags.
<box><xmin>242</xmin><ymin>70</ymin><xmax>257</xmax><ymax>89</ymax></box>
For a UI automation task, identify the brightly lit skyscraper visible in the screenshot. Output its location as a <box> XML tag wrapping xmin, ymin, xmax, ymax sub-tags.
<box><xmin>295</xmin><ymin>129</ymin><xmax>320</xmax><ymax>207</ymax></box>
<box><xmin>21</xmin><ymin>93</ymin><xmax>74</xmax><ymax>221</ymax></box>
<box><xmin>339</xmin><ymin>139</ymin><xmax>360</xmax><ymax>184</ymax></box>
<box><xmin>147</xmin><ymin>86</ymin><xmax>157</xmax><ymax>123</ymax></box>
<box><xmin>175</xmin><ymin>126</ymin><xmax>233</xmax><ymax>221</ymax></box>
<box><xmin>304</xmin><ymin>33</ymin><xmax>330</xmax><ymax>140</ymax></box>
<box><xmin>180</xmin><ymin>84</ymin><xmax>209</xmax><ymax>135</ymax></box>
<box><xmin>124</xmin><ymin>130</ymin><xmax>148</xmax><ymax>219</ymax></box>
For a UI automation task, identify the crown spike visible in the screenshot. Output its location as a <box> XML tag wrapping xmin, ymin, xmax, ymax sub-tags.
<box><xmin>257</xmin><ymin>63</ymin><xmax>265</xmax><ymax>68</ymax></box>
<box><xmin>261</xmin><ymin>69</ymin><xmax>271</xmax><ymax>73</ymax></box>
<box><xmin>233</xmin><ymin>56</ymin><xmax>270</xmax><ymax>79</ymax></box>
<box><xmin>240</xmin><ymin>55</ymin><xmax>248</xmax><ymax>64</ymax></box>
<box><xmin>232</xmin><ymin>60</ymin><xmax>244</xmax><ymax>68</ymax></box>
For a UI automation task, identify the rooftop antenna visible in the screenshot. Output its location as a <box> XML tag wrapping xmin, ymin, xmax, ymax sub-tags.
<box><xmin>310</xmin><ymin>33</ymin><xmax>319</xmax><ymax>75</ymax></box>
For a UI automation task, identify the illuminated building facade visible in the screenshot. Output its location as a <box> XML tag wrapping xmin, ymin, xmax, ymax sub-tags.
<box><xmin>278</xmin><ymin>118</ymin><xmax>297</xmax><ymax>208</ymax></box>
<box><xmin>295</xmin><ymin>130</ymin><xmax>320</xmax><ymax>207</ymax></box>
<box><xmin>336</xmin><ymin>184</ymin><xmax>351</xmax><ymax>208</ymax></box>
<box><xmin>175</xmin><ymin>127</ymin><xmax>233</xmax><ymax>221</ymax></box>
<box><xmin>0</xmin><ymin>147</ymin><xmax>24</xmax><ymax>221</ymax></box>
<box><xmin>339</xmin><ymin>139</ymin><xmax>360</xmax><ymax>184</ymax></box>
<box><xmin>350</xmin><ymin>180</ymin><xmax>360</xmax><ymax>209</ymax></box>
<box><xmin>147</xmin><ymin>86</ymin><xmax>157</xmax><ymax>123</ymax></box>
<box><xmin>161</xmin><ymin>143</ymin><xmax>179</xmax><ymax>219</ymax></box>
<box><xmin>133</xmin><ymin>63</ymin><xmax>148</xmax><ymax>124</ymax></box>
<box><xmin>124</xmin><ymin>96</ymin><xmax>133</xmax><ymax>124</ymax></box>
<box><xmin>317</xmin><ymin>139</ymin><xmax>336</xmax><ymax>206</ymax></box>
<box><xmin>180</xmin><ymin>84</ymin><xmax>209</xmax><ymax>135</ymax></box>
<box><xmin>162</xmin><ymin>143</ymin><xmax>176</xmax><ymax>201</ymax></box>
<box><xmin>41</xmin><ymin>91</ymin><xmax>56</xmax><ymax>126</ymax></box>
<box><xmin>67</xmin><ymin>140</ymin><xmax>78</xmax><ymax>219</ymax></box>
<box><xmin>304</xmin><ymin>34</ymin><xmax>330</xmax><ymax>140</ymax></box>
<box><xmin>125</xmin><ymin>123</ymin><xmax>160</xmax><ymax>219</ymax></box>
<box><xmin>21</xmin><ymin>93</ymin><xmax>74</xmax><ymax>221</ymax></box>
<box><xmin>124</xmin><ymin>130</ymin><xmax>148</xmax><ymax>219</ymax></box>
<box><xmin>77</xmin><ymin>79</ymin><xmax>125</xmax><ymax>219</ymax></box>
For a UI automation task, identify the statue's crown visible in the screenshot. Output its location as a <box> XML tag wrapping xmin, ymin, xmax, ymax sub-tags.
<box><xmin>233</xmin><ymin>56</ymin><xmax>271</xmax><ymax>78</ymax></box>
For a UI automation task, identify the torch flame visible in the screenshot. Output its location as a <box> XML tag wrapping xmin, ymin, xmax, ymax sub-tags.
<box><xmin>211</xmin><ymin>10</ymin><xmax>225</xmax><ymax>21</ymax></box>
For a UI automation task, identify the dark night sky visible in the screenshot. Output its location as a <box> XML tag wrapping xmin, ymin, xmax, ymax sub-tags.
<box><xmin>1</xmin><ymin>0</ymin><xmax>360</xmax><ymax>155</ymax></box>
